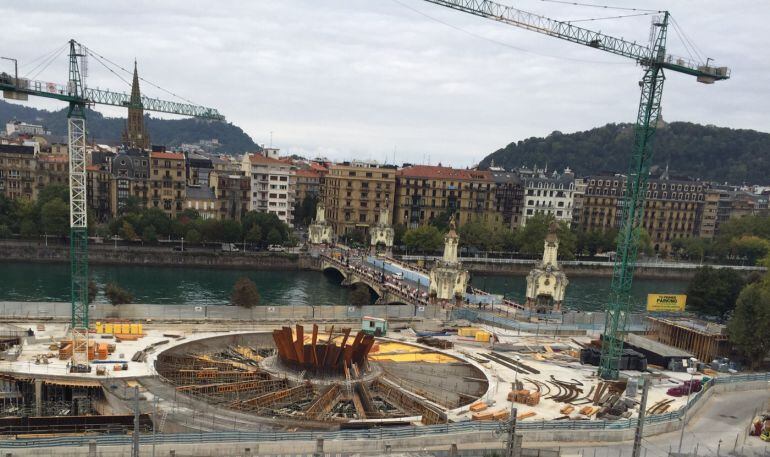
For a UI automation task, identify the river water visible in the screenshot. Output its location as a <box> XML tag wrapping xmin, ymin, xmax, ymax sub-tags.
<box><xmin>0</xmin><ymin>262</ymin><xmax>687</xmax><ymax>312</ymax></box>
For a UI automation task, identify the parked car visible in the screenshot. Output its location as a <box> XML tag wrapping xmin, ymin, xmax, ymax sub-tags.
<box><xmin>267</xmin><ymin>244</ymin><xmax>286</xmax><ymax>252</ymax></box>
<box><xmin>221</xmin><ymin>243</ymin><xmax>239</xmax><ymax>252</ymax></box>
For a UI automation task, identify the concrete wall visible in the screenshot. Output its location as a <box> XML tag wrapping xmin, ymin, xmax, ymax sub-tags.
<box><xmin>0</xmin><ymin>301</ymin><xmax>449</xmax><ymax>323</ymax></box>
<box><xmin>0</xmin><ymin>240</ymin><xmax>312</xmax><ymax>270</ymax></box>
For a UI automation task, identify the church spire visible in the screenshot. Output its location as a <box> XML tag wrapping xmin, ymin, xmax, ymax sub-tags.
<box><xmin>122</xmin><ymin>59</ymin><xmax>150</xmax><ymax>150</ymax></box>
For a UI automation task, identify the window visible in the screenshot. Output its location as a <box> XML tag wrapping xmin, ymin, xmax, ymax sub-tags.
<box><xmin>359</xmin><ymin>213</ymin><xmax>367</xmax><ymax>222</ymax></box>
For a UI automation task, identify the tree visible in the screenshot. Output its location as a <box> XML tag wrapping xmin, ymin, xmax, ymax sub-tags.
<box><xmin>36</xmin><ymin>184</ymin><xmax>68</xmax><ymax>206</ymax></box>
<box><xmin>294</xmin><ymin>194</ymin><xmax>318</xmax><ymax>227</ymax></box>
<box><xmin>120</xmin><ymin>221</ymin><xmax>138</xmax><ymax>241</ymax></box>
<box><xmin>199</xmin><ymin>219</ymin><xmax>223</xmax><ymax>242</ymax></box>
<box><xmin>393</xmin><ymin>223</ymin><xmax>407</xmax><ymax>247</ymax></box>
<box><xmin>105</xmin><ymin>283</ymin><xmax>133</xmax><ymax>306</ymax></box>
<box><xmin>266</xmin><ymin>227</ymin><xmax>283</xmax><ymax>246</ymax></box>
<box><xmin>459</xmin><ymin>219</ymin><xmax>507</xmax><ymax>252</ymax></box>
<box><xmin>245</xmin><ymin>226</ymin><xmax>263</xmax><ymax>244</ymax></box>
<box><xmin>40</xmin><ymin>198</ymin><xmax>69</xmax><ymax>237</ymax></box>
<box><xmin>403</xmin><ymin>225</ymin><xmax>444</xmax><ymax>253</ymax></box>
<box><xmin>185</xmin><ymin>228</ymin><xmax>202</xmax><ymax>244</ymax></box>
<box><xmin>730</xmin><ymin>236</ymin><xmax>770</xmax><ymax>265</ymax></box>
<box><xmin>429</xmin><ymin>210</ymin><xmax>454</xmax><ymax>231</ymax></box>
<box><xmin>231</xmin><ymin>276</ymin><xmax>260</xmax><ymax>308</ymax></box>
<box><xmin>637</xmin><ymin>228</ymin><xmax>654</xmax><ymax>257</ymax></box>
<box><xmin>349</xmin><ymin>283</ymin><xmax>372</xmax><ymax>307</ymax></box>
<box><xmin>19</xmin><ymin>219</ymin><xmax>38</xmax><ymax>238</ymax></box>
<box><xmin>0</xmin><ymin>224</ymin><xmax>11</xmax><ymax>239</ymax></box>
<box><xmin>221</xmin><ymin>219</ymin><xmax>243</xmax><ymax>242</ymax></box>
<box><xmin>88</xmin><ymin>280</ymin><xmax>98</xmax><ymax>304</ymax></box>
<box><xmin>142</xmin><ymin>224</ymin><xmax>158</xmax><ymax>244</ymax></box>
<box><xmin>728</xmin><ymin>281</ymin><xmax>770</xmax><ymax>369</ymax></box>
<box><xmin>685</xmin><ymin>267</ymin><xmax>745</xmax><ymax>319</ymax></box>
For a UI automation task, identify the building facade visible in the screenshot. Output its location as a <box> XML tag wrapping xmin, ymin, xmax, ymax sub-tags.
<box><xmin>0</xmin><ymin>144</ymin><xmax>36</xmax><ymax>200</ymax></box>
<box><xmin>395</xmin><ymin>165</ymin><xmax>495</xmax><ymax>229</ymax></box>
<box><xmin>322</xmin><ymin>161</ymin><xmax>396</xmax><ymax>237</ymax></box>
<box><xmin>241</xmin><ymin>152</ymin><xmax>296</xmax><ymax>226</ymax></box>
<box><xmin>491</xmin><ymin>170</ymin><xmax>524</xmax><ymax>229</ymax></box>
<box><xmin>578</xmin><ymin>173</ymin><xmax>707</xmax><ymax>254</ymax></box>
<box><xmin>521</xmin><ymin>168</ymin><xmax>576</xmax><ymax>227</ymax></box>
<box><xmin>149</xmin><ymin>151</ymin><xmax>186</xmax><ymax>217</ymax></box>
<box><xmin>110</xmin><ymin>148</ymin><xmax>150</xmax><ymax>216</ymax></box>
<box><xmin>210</xmin><ymin>170</ymin><xmax>251</xmax><ymax>221</ymax></box>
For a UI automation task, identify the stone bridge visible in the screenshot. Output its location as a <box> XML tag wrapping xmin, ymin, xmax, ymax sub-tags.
<box><xmin>320</xmin><ymin>257</ymin><xmax>429</xmax><ymax>308</ymax></box>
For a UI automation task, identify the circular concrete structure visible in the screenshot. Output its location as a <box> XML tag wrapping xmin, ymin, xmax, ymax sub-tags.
<box><xmin>154</xmin><ymin>330</ymin><xmax>489</xmax><ymax>427</ymax></box>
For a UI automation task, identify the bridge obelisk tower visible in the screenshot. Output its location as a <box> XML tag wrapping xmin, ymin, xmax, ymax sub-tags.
<box><xmin>308</xmin><ymin>201</ymin><xmax>333</xmax><ymax>245</ymax></box>
<box><xmin>525</xmin><ymin>221</ymin><xmax>569</xmax><ymax>313</ymax></box>
<box><xmin>369</xmin><ymin>205</ymin><xmax>395</xmax><ymax>256</ymax></box>
<box><xmin>429</xmin><ymin>216</ymin><xmax>468</xmax><ymax>302</ymax></box>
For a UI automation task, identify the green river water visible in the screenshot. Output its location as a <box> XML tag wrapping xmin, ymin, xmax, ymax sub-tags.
<box><xmin>0</xmin><ymin>262</ymin><xmax>687</xmax><ymax>311</ymax></box>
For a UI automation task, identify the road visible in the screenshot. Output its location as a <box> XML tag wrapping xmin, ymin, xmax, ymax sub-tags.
<box><xmin>526</xmin><ymin>388</ymin><xmax>770</xmax><ymax>457</ymax></box>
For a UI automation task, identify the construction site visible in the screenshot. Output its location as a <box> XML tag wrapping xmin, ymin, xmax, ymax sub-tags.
<box><xmin>0</xmin><ymin>313</ymin><xmax>718</xmax><ymax>441</ymax></box>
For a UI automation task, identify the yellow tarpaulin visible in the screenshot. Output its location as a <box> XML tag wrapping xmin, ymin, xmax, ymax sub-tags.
<box><xmin>647</xmin><ymin>294</ymin><xmax>687</xmax><ymax>312</ymax></box>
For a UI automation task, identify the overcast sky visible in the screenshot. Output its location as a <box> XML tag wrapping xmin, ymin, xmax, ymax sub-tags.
<box><xmin>1</xmin><ymin>0</ymin><xmax>766</xmax><ymax>167</ymax></box>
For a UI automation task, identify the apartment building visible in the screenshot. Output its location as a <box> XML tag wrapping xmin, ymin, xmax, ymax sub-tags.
<box><xmin>210</xmin><ymin>170</ymin><xmax>251</xmax><ymax>221</ymax></box>
<box><xmin>322</xmin><ymin>161</ymin><xmax>396</xmax><ymax>236</ymax></box>
<box><xmin>295</xmin><ymin>169</ymin><xmax>323</xmax><ymax>203</ymax></box>
<box><xmin>241</xmin><ymin>152</ymin><xmax>296</xmax><ymax>226</ymax></box>
<box><xmin>110</xmin><ymin>149</ymin><xmax>150</xmax><ymax>216</ymax></box>
<box><xmin>149</xmin><ymin>151</ymin><xmax>186</xmax><ymax>218</ymax></box>
<box><xmin>0</xmin><ymin>144</ymin><xmax>36</xmax><ymax>200</ymax></box>
<box><xmin>521</xmin><ymin>168</ymin><xmax>576</xmax><ymax>227</ymax></box>
<box><xmin>491</xmin><ymin>170</ymin><xmax>524</xmax><ymax>229</ymax></box>
<box><xmin>86</xmin><ymin>164</ymin><xmax>112</xmax><ymax>222</ymax></box>
<box><xmin>395</xmin><ymin>165</ymin><xmax>496</xmax><ymax>228</ymax></box>
<box><xmin>579</xmin><ymin>172</ymin><xmax>707</xmax><ymax>254</ymax></box>
<box><xmin>36</xmin><ymin>152</ymin><xmax>69</xmax><ymax>190</ymax></box>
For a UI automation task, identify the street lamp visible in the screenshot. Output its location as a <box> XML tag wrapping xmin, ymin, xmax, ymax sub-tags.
<box><xmin>181</xmin><ymin>237</ymin><xmax>184</xmax><ymax>252</ymax></box>
<box><xmin>513</xmin><ymin>355</ymin><xmax>521</xmax><ymax>391</ymax></box>
<box><xmin>677</xmin><ymin>361</ymin><xmax>698</xmax><ymax>453</ymax></box>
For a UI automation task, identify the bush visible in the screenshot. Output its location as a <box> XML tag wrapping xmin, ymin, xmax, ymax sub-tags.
<box><xmin>105</xmin><ymin>283</ymin><xmax>133</xmax><ymax>306</ymax></box>
<box><xmin>231</xmin><ymin>277</ymin><xmax>260</xmax><ymax>308</ymax></box>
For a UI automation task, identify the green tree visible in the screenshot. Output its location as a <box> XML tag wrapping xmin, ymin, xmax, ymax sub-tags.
<box><xmin>0</xmin><ymin>224</ymin><xmax>11</xmax><ymax>239</ymax></box>
<box><xmin>19</xmin><ymin>219</ymin><xmax>38</xmax><ymax>238</ymax></box>
<box><xmin>231</xmin><ymin>276</ymin><xmax>260</xmax><ymax>308</ymax></box>
<box><xmin>685</xmin><ymin>267</ymin><xmax>745</xmax><ymax>319</ymax></box>
<box><xmin>429</xmin><ymin>210</ymin><xmax>454</xmax><ymax>231</ymax></box>
<box><xmin>245</xmin><ymin>226</ymin><xmax>263</xmax><ymax>244</ymax></box>
<box><xmin>120</xmin><ymin>221</ymin><xmax>138</xmax><ymax>241</ymax></box>
<box><xmin>730</xmin><ymin>236</ymin><xmax>770</xmax><ymax>265</ymax></box>
<box><xmin>266</xmin><ymin>227</ymin><xmax>283</xmax><ymax>246</ymax></box>
<box><xmin>40</xmin><ymin>198</ymin><xmax>69</xmax><ymax>236</ymax></box>
<box><xmin>221</xmin><ymin>219</ymin><xmax>243</xmax><ymax>242</ymax></box>
<box><xmin>142</xmin><ymin>224</ymin><xmax>158</xmax><ymax>244</ymax></box>
<box><xmin>294</xmin><ymin>194</ymin><xmax>318</xmax><ymax>227</ymax></box>
<box><xmin>105</xmin><ymin>283</ymin><xmax>133</xmax><ymax>306</ymax></box>
<box><xmin>36</xmin><ymin>184</ymin><xmax>69</xmax><ymax>206</ymax></box>
<box><xmin>459</xmin><ymin>219</ymin><xmax>508</xmax><ymax>252</ymax></box>
<box><xmin>119</xmin><ymin>196</ymin><xmax>142</xmax><ymax>215</ymax></box>
<box><xmin>403</xmin><ymin>225</ymin><xmax>444</xmax><ymax>253</ymax></box>
<box><xmin>349</xmin><ymin>283</ymin><xmax>373</xmax><ymax>307</ymax></box>
<box><xmin>728</xmin><ymin>281</ymin><xmax>770</xmax><ymax>369</ymax></box>
<box><xmin>185</xmin><ymin>228</ymin><xmax>201</xmax><ymax>244</ymax></box>
<box><xmin>637</xmin><ymin>228</ymin><xmax>654</xmax><ymax>257</ymax></box>
<box><xmin>199</xmin><ymin>219</ymin><xmax>223</xmax><ymax>242</ymax></box>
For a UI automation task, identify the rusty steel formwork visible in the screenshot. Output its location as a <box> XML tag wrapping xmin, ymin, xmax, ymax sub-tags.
<box><xmin>372</xmin><ymin>379</ymin><xmax>445</xmax><ymax>425</ymax></box>
<box><xmin>272</xmin><ymin>324</ymin><xmax>375</xmax><ymax>376</ymax></box>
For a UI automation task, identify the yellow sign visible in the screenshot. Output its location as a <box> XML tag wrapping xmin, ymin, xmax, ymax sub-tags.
<box><xmin>647</xmin><ymin>294</ymin><xmax>686</xmax><ymax>312</ymax></box>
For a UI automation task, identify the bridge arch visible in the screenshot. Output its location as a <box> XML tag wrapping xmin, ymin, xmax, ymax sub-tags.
<box><xmin>321</xmin><ymin>263</ymin><xmax>347</xmax><ymax>283</ymax></box>
<box><xmin>349</xmin><ymin>281</ymin><xmax>381</xmax><ymax>300</ymax></box>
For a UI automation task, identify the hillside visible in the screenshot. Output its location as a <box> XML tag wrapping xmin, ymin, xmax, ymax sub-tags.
<box><xmin>0</xmin><ymin>100</ymin><xmax>259</xmax><ymax>154</ymax></box>
<box><xmin>480</xmin><ymin>122</ymin><xmax>770</xmax><ymax>184</ymax></box>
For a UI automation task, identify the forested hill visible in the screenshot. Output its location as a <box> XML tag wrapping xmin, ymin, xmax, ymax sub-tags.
<box><xmin>0</xmin><ymin>100</ymin><xmax>259</xmax><ymax>154</ymax></box>
<box><xmin>479</xmin><ymin>122</ymin><xmax>770</xmax><ymax>184</ymax></box>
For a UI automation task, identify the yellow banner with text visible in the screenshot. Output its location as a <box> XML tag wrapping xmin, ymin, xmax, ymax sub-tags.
<box><xmin>646</xmin><ymin>294</ymin><xmax>686</xmax><ymax>312</ymax></box>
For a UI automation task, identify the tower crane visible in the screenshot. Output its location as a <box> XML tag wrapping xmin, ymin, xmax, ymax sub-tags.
<box><xmin>419</xmin><ymin>0</ymin><xmax>729</xmax><ymax>379</ymax></box>
<box><xmin>0</xmin><ymin>40</ymin><xmax>224</xmax><ymax>370</ymax></box>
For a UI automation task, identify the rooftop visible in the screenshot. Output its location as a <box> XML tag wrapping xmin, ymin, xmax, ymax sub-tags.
<box><xmin>150</xmin><ymin>151</ymin><xmax>185</xmax><ymax>160</ymax></box>
<box><xmin>0</xmin><ymin>144</ymin><xmax>35</xmax><ymax>155</ymax></box>
<box><xmin>399</xmin><ymin>165</ymin><xmax>491</xmax><ymax>181</ymax></box>
<box><xmin>247</xmin><ymin>153</ymin><xmax>292</xmax><ymax>166</ymax></box>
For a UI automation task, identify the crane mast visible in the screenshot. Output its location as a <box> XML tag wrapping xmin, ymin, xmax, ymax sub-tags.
<box><xmin>67</xmin><ymin>40</ymin><xmax>90</xmax><ymax>367</ymax></box>
<box><xmin>420</xmin><ymin>0</ymin><xmax>729</xmax><ymax>379</ymax></box>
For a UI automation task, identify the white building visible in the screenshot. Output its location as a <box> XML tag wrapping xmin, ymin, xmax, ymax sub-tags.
<box><xmin>521</xmin><ymin>167</ymin><xmax>576</xmax><ymax>227</ymax></box>
<box><xmin>241</xmin><ymin>151</ymin><xmax>296</xmax><ymax>226</ymax></box>
<box><xmin>5</xmin><ymin>120</ymin><xmax>47</xmax><ymax>136</ymax></box>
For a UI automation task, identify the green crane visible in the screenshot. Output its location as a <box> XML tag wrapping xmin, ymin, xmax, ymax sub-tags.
<box><xmin>420</xmin><ymin>0</ymin><xmax>729</xmax><ymax>379</ymax></box>
<box><xmin>0</xmin><ymin>40</ymin><xmax>223</xmax><ymax>369</ymax></box>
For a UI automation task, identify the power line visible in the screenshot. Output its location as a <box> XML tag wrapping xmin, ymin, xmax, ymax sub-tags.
<box><xmin>391</xmin><ymin>0</ymin><xmax>628</xmax><ymax>65</ymax></box>
<box><xmin>563</xmin><ymin>11</ymin><xmax>656</xmax><ymax>24</ymax></box>
<box><xmin>22</xmin><ymin>44</ymin><xmax>67</xmax><ymax>79</ymax></box>
<box><xmin>81</xmin><ymin>43</ymin><xmax>199</xmax><ymax>105</ymax></box>
<box><xmin>531</xmin><ymin>0</ymin><xmax>661</xmax><ymax>13</ymax></box>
